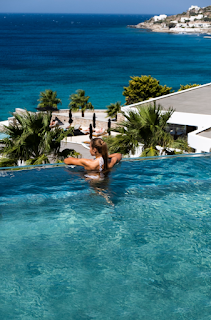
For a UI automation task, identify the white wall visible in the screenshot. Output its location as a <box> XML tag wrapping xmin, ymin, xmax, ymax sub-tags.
<box><xmin>168</xmin><ymin>112</ymin><xmax>211</xmax><ymax>153</ymax></box>
<box><xmin>188</xmin><ymin>129</ymin><xmax>211</xmax><ymax>153</ymax></box>
<box><xmin>168</xmin><ymin>112</ymin><xmax>211</xmax><ymax>131</ymax></box>
<box><xmin>188</xmin><ymin>5</ymin><xmax>200</xmax><ymax>12</ymax></box>
<box><xmin>153</xmin><ymin>14</ymin><xmax>167</xmax><ymax>21</ymax></box>
<box><xmin>129</xmin><ymin>144</ymin><xmax>143</xmax><ymax>158</ymax></box>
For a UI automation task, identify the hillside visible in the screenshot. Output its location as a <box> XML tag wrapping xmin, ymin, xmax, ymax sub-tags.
<box><xmin>129</xmin><ymin>5</ymin><xmax>211</xmax><ymax>34</ymax></box>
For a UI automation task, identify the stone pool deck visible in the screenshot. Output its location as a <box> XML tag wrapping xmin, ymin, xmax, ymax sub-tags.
<box><xmin>51</xmin><ymin>109</ymin><xmax>124</xmax><ymax>131</ymax></box>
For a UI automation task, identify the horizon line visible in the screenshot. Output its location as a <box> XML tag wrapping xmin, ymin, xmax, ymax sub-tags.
<box><xmin>0</xmin><ymin>12</ymin><xmax>176</xmax><ymax>15</ymax></box>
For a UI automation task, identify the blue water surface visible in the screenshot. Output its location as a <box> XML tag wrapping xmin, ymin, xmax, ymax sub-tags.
<box><xmin>1</xmin><ymin>156</ymin><xmax>211</xmax><ymax>319</ymax></box>
<box><xmin>0</xmin><ymin>13</ymin><xmax>211</xmax><ymax>120</ymax></box>
<box><xmin>0</xmin><ymin>133</ymin><xmax>8</xmax><ymax>139</ymax></box>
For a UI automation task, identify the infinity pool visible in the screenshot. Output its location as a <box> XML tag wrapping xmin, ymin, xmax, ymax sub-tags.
<box><xmin>1</xmin><ymin>156</ymin><xmax>211</xmax><ymax>319</ymax></box>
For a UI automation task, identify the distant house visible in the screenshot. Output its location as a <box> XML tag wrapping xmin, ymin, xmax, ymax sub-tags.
<box><xmin>189</xmin><ymin>22</ymin><xmax>210</xmax><ymax>28</ymax></box>
<box><xmin>121</xmin><ymin>83</ymin><xmax>211</xmax><ymax>153</ymax></box>
<box><xmin>188</xmin><ymin>5</ymin><xmax>201</xmax><ymax>12</ymax></box>
<box><xmin>180</xmin><ymin>14</ymin><xmax>203</xmax><ymax>23</ymax></box>
<box><xmin>180</xmin><ymin>17</ymin><xmax>189</xmax><ymax>23</ymax></box>
<box><xmin>173</xmin><ymin>23</ymin><xmax>187</xmax><ymax>29</ymax></box>
<box><xmin>153</xmin><ymin>14</ymin><xmax>167</xmax><ymax>22</ymax></box>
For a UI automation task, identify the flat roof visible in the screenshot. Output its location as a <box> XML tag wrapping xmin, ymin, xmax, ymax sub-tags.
<box><xmin>124</xmin><ymin>83</ymin><xmax>211</xmax><ymax>115</ymax></box>
<box><xmin>197</xmin><ymin>128</ymin><xmax>211</xmax><ymax>138</ymax></box>
<box><xmin>155</xmin><ymin>84</ymin><xmax>211</xmax><ymax>115</ymax></box>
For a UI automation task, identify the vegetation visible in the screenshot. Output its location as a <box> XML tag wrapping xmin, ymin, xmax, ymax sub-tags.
<box><xmin>204</xmin><ymin>6</ymin><xmax>211</xmax><ymax>12</ymax></box>
<box><xmin>106</xmin><ymin>101</ymin><xmax>121</xmax><ymax>121</ymax></box>
<box><xmin>188</xmin><ymin>11</ymin><xmax>197</xmax><ymax>16</ymax></box>
<box><xmin>37</xmin><ymin>89</ymin><xmax>62</xmax><ymax>110</ymax></box>
<box><xmin>69</xmin><ymin>89</ymin><xmax>94</xmax><ymax>117</ymax></box>
<box><xmin>104</xmin><ymin>103</ymin><xmax>174</xmax><ymax>156</ymax></box>
<box><xmin>0</xmin><ymin>80</ymin><xmax>195</xmax><ymax>166</ymax></box>
<box><xmin>178</xmin><ymin>83</ymin><xmax>200</xmax><ymax>91</ymax></box>
<box><xmin>103</xmin><ymin>129</ymin><xmax>139</xmax><ymax>155</ymax></box>
<box><xmin>170</xmin><ymin>137</ymin><xmax>193</xmax><ymax>153</ymax></box>
<box><xmin>154</xmin><ymin>20</ymin><xmax>164</xmax><ymax>24</ymax></box>
<box><xmin>168</xmin><ymin>23</ymin><xmax>176</xmax><ymax>29</ymax></box>
<box><xmin>104</xmin><ymin>103</ymin><xmax>191</xmax><ymax>157</ymax></box>
<box><xmin>0</xmin><ymin>157</ymin><xmax>17</xmax><ymax>168</ymax></box>
<box><xmin>123</xmin><ymin>76</ymin><xmax>173</xmax><ymax>105</ymax></box>
<box><xmin>0</xmin><ymin>111</ymin><xmax>73</xmax><ymax>167</ymax></box>
<box><xmin>57</xmin><ymin>148</ymin><xmax>81</xmax><ymax>162</ymax></box>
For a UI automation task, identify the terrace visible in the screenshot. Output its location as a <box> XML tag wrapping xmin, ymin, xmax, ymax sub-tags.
<box><xmin>122</xmin><ymin>82</ymin><xmax>211</xmax><ymax>153</ymax></box>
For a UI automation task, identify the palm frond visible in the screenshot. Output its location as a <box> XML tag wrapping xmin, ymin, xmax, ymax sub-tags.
<box><xmin>105</xmin><ymin>103</ymin><xmax>176</xmax><ymax>156</ymax></box>
<box><xmin>0</xmin><ymin>111</ymin><xmax>68</xmax><ymax>166</ymax></box>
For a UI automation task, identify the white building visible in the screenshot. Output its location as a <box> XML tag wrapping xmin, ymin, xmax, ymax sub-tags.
<box><xmin>186</xmin><ymin>22</ymin><xmax>210</xmax><ymax>28</ymax></box>
<box><xmin>188</xmin><ymin>5</ymin><xmax>201</xmax><ymax>12</ymax></box>
<box><xmin>180</xmin><ymin>17</ymin><xmax>189</xmax><ymax>23</ymax></box>
<box><xmin>174</xmin><ymin>23</ymin><xmax>187</xmax><ymax>28</ymax></box>
<box><xmin>180</xmin><ymin>14</ymin><xmax>203</xmax><ymax>23</ymax></box>
<box><xmin>189</xmin><ymin>14</ymin><xmax>203</xmax><ymax>21</ymax></box>
<box><xmin>121</xmin><ymin>83</ymin><xmax>211</xmax><ymax>153</ymax></box>
<box><xmin>180</xmin><ymin>17</ymin><xmax>188</xmax><ymax>23</ymax></box>
<box><xmin>153</xmin><ymin>14</ymin><xmax>167</xmax><ymax>22</ymax></box>
<box><xmin>197</xmin><ymin>14</ymin><xmax>204</xmax><ymax>20</ymax></box>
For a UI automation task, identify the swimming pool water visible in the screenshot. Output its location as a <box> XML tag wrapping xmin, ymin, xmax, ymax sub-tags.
<box><xmin>1</xmin><ymin>156</ymin><xmax>211</xmax><ymax>319</ymax></box>
<box><xmin>0</xmin><ymin>133</ymin><xmax>8</xmax><ymax>139</ymax></box>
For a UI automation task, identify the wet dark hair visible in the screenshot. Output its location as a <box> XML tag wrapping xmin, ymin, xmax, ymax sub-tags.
<box><xmin>91</xmin><ymin>138</ymin><xmax>108</xmax><ymax>170</ymax></box>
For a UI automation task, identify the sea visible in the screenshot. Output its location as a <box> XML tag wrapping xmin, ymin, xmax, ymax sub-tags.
<box><xmin>0</xmin><ymin>13</ymin><xmax>211</xmax><ymax>121</ymax></box>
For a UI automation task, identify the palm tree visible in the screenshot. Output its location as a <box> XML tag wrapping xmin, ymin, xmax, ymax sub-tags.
<box><xmin>37</xmin><ymin>89</ymin><xmax>62</xmax><ymax>110</ymax></box>
<box><xmin>0</xmin><ymin>157</ymin><xmax>17</xmax><ymax>168</ymax></box>
<box><xmin>69</xmin><ymin>89</ymin><xmax>94</xmax><ymax>117</ymax></box>
<box><xmin>106</xmin><ymin>101</ymin><xmax>121</xmax><ymax>121</ymax></box>
<box><xmin>0</xmin><ymin>111</ymin><xmax>72</xmax><ymax>165</ymax></box>
<box><xmin>106</xmin><ymin>103</ymin><xmax>175</xmax><ymax>156</ymax></box>
<box><xmin>103</xmin><ymin>130</ymin><xmax>139</xmax><ymax>155</ymax></box>
<box><xmin>169</xmin><ymin>137</ymin><xmax>193</xmax><ymax>154</ymax></box>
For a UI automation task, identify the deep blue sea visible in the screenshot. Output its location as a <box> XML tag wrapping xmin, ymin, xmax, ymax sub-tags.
<box><xmin>0</xmin><ymin>13</ymin><xmax>211</xmax><ymax>121</ymax></box>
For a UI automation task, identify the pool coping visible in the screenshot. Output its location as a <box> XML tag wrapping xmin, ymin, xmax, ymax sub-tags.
<box><xmin>0</xmin><ymin>152</ymin><xmax>211</xmax><ymax>171</ymax></box>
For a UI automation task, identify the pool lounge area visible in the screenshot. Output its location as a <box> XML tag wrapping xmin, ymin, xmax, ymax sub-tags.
<box><xmin>1</xmin><ymin>154</ymin><xmax>211</xmax><ymax>319</ymax></box>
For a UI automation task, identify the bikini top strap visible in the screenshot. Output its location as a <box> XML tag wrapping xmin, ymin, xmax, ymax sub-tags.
<box><xmin>99</xmin><ymin>156</ymin><xmax>104</xmax><ymax>172</ymax></box>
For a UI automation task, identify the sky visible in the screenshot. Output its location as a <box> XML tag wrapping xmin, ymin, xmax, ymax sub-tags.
<box><xmin>0</xmin><ymin>0</ymin><xmax>211</xmax><ymax>14</ymax></box>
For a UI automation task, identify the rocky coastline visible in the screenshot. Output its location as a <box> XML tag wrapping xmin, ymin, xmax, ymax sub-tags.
<box><xmin>128</xmin><ymin>5</ymin><xmax>211</xmax><ymax>35</ymax></box>
<box><xmin>128</xmin><ymin>22</ymin><xmax>211</xmax><ymax>34</ymax></box>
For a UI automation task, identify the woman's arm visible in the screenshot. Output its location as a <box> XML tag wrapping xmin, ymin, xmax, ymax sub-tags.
<box><xmin>64</xmin><ymin>157</ymin><xmax>85</xmax><ymax>166</ymax></box>
<box><xmin>108</xmin><ymin>153</ymin><xmax>122</xmax><ymax>161</ymax></box>
<box><xmin>64</xmin><ymin>157</ymin><xmax>97</xmax><ymax>170</ymax></box>
<box><xmin>108</xmin><ymin>153</ymin><xmax>122</xmax><ymax>169</ymax></box>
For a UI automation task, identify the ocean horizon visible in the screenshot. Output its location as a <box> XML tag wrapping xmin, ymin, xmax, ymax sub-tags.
<box><xmin>0</xmin><ymin>13</ymin><xmax>211</xmax><ymax>121</ymax></box>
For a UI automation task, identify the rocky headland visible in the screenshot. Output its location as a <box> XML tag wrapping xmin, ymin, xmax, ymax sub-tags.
<box><xmin>128</xmin><ymin>5</ymin><xmax>211</xmax><ymax>34</ymax></box>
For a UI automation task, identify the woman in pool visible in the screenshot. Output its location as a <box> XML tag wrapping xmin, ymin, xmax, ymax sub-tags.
<box><xmin>64</xmin><ymin>138</ymin><xmax>122</xmax><ymax>174</ymax></box>
<box><xmin>65</xmin><ymin>138</ymin><xmax>121</xmax><ymax>205</ymax></box>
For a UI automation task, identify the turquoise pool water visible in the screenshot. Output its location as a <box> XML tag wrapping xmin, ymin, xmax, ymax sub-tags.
<box><xmin>1</xmin><ymin>156</ymin><xmax>211</xmax><ymax>319</ymax></box>
<box><xmin>0</xmin><ymin>133</ymin><xmax>8</xmax><ymax>139</ymax></box>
